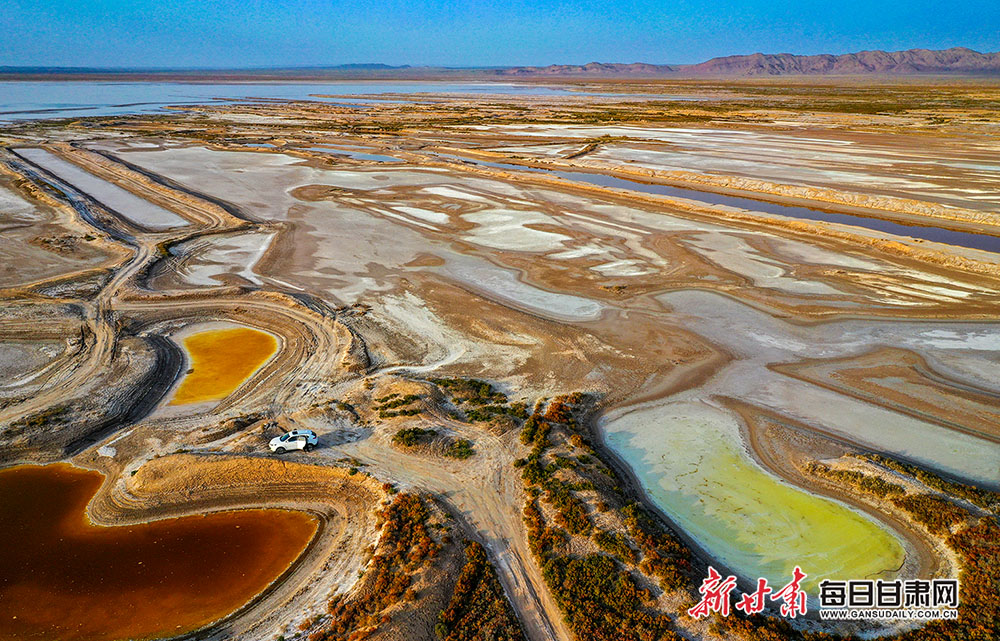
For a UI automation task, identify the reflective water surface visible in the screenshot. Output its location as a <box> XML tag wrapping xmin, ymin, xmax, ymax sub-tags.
<box><xmin>0</xmin><ymin>464</ymin><xmax>317</xmax><ymax>641</ymax></box>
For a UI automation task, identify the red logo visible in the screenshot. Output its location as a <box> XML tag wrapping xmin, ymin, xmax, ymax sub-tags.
<box><xmin>689</xmin><ymin>566</ymin><xmax>809</xmax><ymax>619</ymax></box>
<box><xmin>687</xmin><ymin>567</ymin><xmax>738</xmax><ymax>618</ymax></box>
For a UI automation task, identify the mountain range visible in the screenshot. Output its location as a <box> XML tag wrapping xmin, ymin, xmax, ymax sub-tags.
<box><xmin>2</xmin><ymin>48</ymin><xmax>998</xmax><ymax>80</ymax></box>
<box><xmin>496</xmin><ymin>47</ymin><xmax>1000</xmax><ymax>77</ymax></box>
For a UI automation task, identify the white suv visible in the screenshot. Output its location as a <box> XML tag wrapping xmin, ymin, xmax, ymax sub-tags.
<box><xmin>269</xmin><ymin>429</ymin><xmax>318</xmax><ymax>453</ymax></box>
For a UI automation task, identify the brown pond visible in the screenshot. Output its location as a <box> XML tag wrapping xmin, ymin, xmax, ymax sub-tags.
<box><xmin>0</xmin><ymin>464</ymin><xmax>317</xmax><ymax>641</ymax></box>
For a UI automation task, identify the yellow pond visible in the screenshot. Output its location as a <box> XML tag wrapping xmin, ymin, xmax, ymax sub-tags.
<box><xmin>171</xmin><ymin>327</ymin><xmax>278</xmax><ymax>405</ymax></box>
<box><xmin>604</xmin><ymin>401</ymin><xmax>906</xmax><ymax>590</ymax></box>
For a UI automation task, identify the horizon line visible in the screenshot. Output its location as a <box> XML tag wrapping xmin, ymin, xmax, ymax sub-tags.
<box><xmin>1</xmin><ymin>46</ymin><xmax>996</xmax><ymax>74</ymax></box>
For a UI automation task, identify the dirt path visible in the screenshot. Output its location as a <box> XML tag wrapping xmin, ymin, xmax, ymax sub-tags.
<box><xmin>328</xmin><ymin>416</ymin><xmax>573</xmax><ymax>641</ymax></box>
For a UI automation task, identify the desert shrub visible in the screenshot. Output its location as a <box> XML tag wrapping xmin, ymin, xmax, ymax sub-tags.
<box><xmin>445</xmin><ymin>439</ymin><xmax>475</xmax><ymax>459</ymax></box>
<box><xmin>542</xmin><ymin>554</ymin><xmax>678</xmax><ymax>641</ymax></box>
<box><xmin>376</xmin><ymin>394</ymin><xmax>423</xmax><ymax>418</ymax></box>
<box><xmin>551</xmin><ymin>454</ymin><xmax>577</xmax><ymax>470</ymax></box>
<box><xmin>805</xmin><ymin>462</ymin><xmax>905</xmax><ymax>498</ymax></box>
<box><xmin>543</xmin><ymin>399</ymin><xmax>575</xmax><ymax>426</ymax></box>
<box><xmin>523</xmin><ymin>500</ymin><xmax>566</xmax><ymax>558</ymax></box>
<box><xmin>621</xmin><ymin>503</ymin><xmax>689</xmax><ymax>560</ymax></box>
<box><xmin>310</xmin><ymin>494</ymin><xmax>439</xmax><ymax>641</ymax></box>
<box><xmin>519</xmin><ymin>415</ymin><xmax>541</xmax><ymax>445</ymax></box>
<box><xmin>465</xmin><ymin>405</ymin><xmax>515</xmax><ymax>422</ymax></box>
<box><xmin>516</xmin><ymin>392</ymin><xmax>698</xmax><ymax>633</ymax></box>
<box><xmin>519</xmin><ymin>447</ymin><xmax>557</xmax><ymax>486</ymax></box>
<box><xmin>435</xmin><ymin>541</ymin><xmax>526</xmax><ymax>641</ymax></box>
<box><xmin>639</xmin><ymin>549</ymin><xmax>688</xmax><ymax>592</ymax></box>
<box><xmin>431</xmin><ymin>378</ymin><xmax>507</xmax><ymax>405</ymax></box>
<box><xmin>891</xmin><ymin>494</ymin><xmax>969</xmax><ymax>534</ymax></box>
<box><xmin>380</xmin><ymin>407</ymin><xmax>422</xmax><ymax>418</ymax></box>
<box><xmin>530</xmin><ymin>419</ymin><xmax>551</xmax><ymax>448</ymax></box>
<box><xmin>592</xmin><ymin>529</ymin><xmax>639</xmax><ymax>564</ymax></box>
<box><xmin>377</xmin><ymin>394</ymin><xmax>421</xmax><ymax>410</ymax></box>
<box><xmin>619</xmin><ymin>503</ymin><xmax>692</xmax><ymax>591</ymax></box>
<box><xmin>898</xmin><ymin>518</ymin><xmax>999</xmax><ymax>641</ymax></box>
<box><xmin>861</xmin><ymin>453</ymin><xmax>1000</xmax><ymax>511</ymax></box>
<box><xmin>508</xmin><ymin>402</ymin><xmax>529</xmax><ymax>419</ymax></box>
<box><xmin>543</xmin><ymin>482</ymin><xmax>592</xmax><ymax>535</ymax></box>
<box><xmin>392</xmin><ymin>427</ymin><xmax>437</xmax><ymax>447</ymax></box>
<box><xmin>431</xmin><ymin>377</ymin><xmax>532</xmax><ymax>425</ymax></box>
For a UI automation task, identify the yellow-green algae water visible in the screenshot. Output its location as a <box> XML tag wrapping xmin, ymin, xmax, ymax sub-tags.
<box><xmin>603</xmin><ymin>400</ymin><xmax>905</xmax><ymax>589</ymax></box>
<box><xmin>171</xmin><ymin>326</ymin><xmax>278</xmax><ymax>405</ymax></box>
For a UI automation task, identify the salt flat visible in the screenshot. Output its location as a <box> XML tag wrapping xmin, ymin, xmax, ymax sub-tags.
<box><xmin>16</xmin><ymin>148</ymin><xmax>190</xmax><ymax>230</ymax></box>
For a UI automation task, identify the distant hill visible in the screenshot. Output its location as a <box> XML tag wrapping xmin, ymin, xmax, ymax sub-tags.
<box><xmin>495</xmin><ymin>47</ymin><xmax>1000</xmax><ymax>77</ymax></box>
<box><xmin>685</xmin><ymin>47</ymin><xmax>1000</xmax><ymax>76</ymax></box>
<box><xmin>3</xmin><ymin>48</ymin><xmax>998</xmax><ymax>81</ymax></box>
<box><xmin>499</xmin><ymin>62</ymin><xmax>676</xmax><ymax>76</ymax></box>
<box><xmin>315</xmin><ymin>63</ymin><xmax>411</xmax><ymax>70</ymax></box>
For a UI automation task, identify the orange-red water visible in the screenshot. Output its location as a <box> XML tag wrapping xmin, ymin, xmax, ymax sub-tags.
<box><xmin>0</xmin><ymin>464</ymin><xmax>317</xmax><ymax>641</ymax></box>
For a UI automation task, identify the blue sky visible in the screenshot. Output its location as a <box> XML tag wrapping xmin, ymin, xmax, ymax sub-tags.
<box><xmin>1</xmin><ymin>0</ymin><xmax>997</xmax><ymax>68</ymax></box>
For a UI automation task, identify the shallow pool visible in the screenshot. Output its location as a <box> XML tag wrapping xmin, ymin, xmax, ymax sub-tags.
<box><xmin>0</xmin><ymin>464</ymin><xmax>316</xmax><ymax>641</ymax></box>
<box><xmin>170</xmin><ymin>326</ymin><xmax>278</xmax><ymax>405</ymax></box>
<box><xmin>602</xmin><ymin>400</ymin><xmax>906</xmax><ymax>589</ymax></box>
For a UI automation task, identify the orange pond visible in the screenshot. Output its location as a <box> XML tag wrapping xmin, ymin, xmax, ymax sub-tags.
<box><xmin>170</xmin><ymin>327</ymin><xmax>278</xmax><ymax>405</ymax></box>
<box><xmin>0</xmin><ymin>464</ymin><xmax>317</xmax><ymax>641</ymax></box>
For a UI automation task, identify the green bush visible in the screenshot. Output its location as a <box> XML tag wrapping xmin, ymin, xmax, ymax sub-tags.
<box><xmin>592</xmin><ymin>529</ymin><xmax>638</xmax><ymax>564</ymax></box>
<box><xmin>431</xmin><ymin>378</ymin><xmax>507</xmax><ymax>405</ymax></box>
<box><xmin>445</xmin><ymin>439</ymin><xmax>475</xmax><ymax>459</ymax></box>
<box><xmin>543</xmin><ymin>483</ymin><xmax>591</xmax><ymax>535</ymax></box>
<box><xmin>392</xmin><ymin>427</ymin><xmax>437</xmax><ymax>447</ymax></box>
<box><xmin>377</xmin><ymin>394</ymin><xmax>421</xmax><ymax>410</ymax></box>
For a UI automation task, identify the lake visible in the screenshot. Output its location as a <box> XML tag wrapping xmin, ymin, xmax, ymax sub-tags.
<box><xmin>0</xmin><ymin>80</ymin><xmax>604</xmax><ymax>122</ymax></box>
